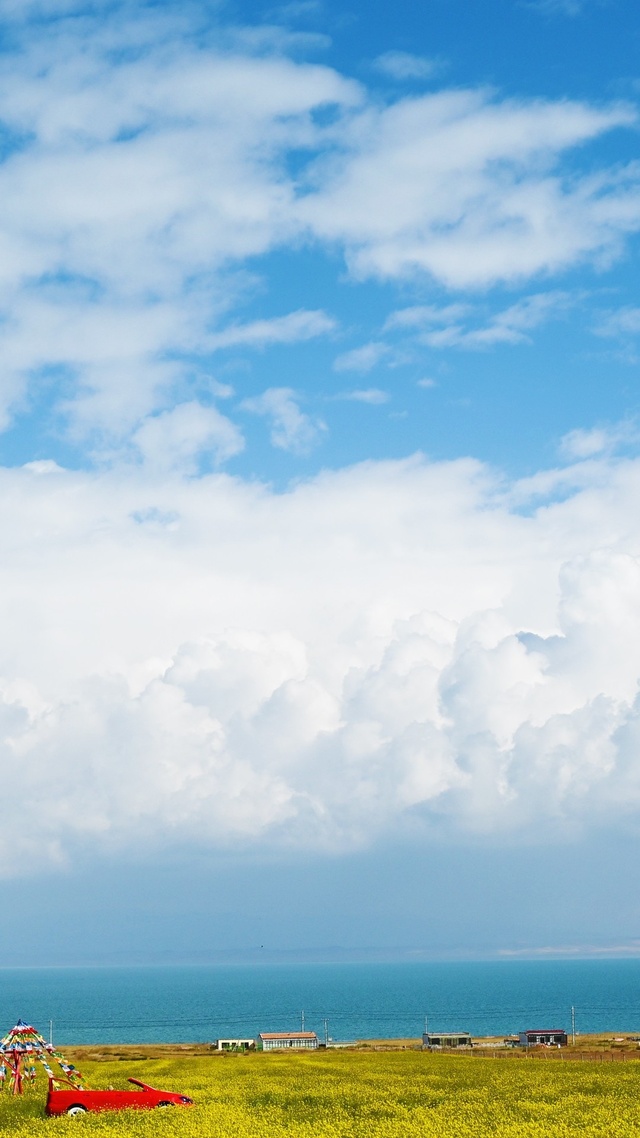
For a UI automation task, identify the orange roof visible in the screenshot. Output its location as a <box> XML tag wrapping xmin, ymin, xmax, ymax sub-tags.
<box><xmin>259</xmin><ymin>1032</ymin><xmax>317</xmax><ymax>1040</ymax></box>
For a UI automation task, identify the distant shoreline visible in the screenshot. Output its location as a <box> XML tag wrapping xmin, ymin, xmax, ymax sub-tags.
<box><xmin>59</xmin><ymin>1034</ymin><xmax>640</xmax><ymax>1060</ymax></box>
<box><xmin>4</xmin><ymin>952</ymin><xmax>640</xmax><ymax>970</ymax></box>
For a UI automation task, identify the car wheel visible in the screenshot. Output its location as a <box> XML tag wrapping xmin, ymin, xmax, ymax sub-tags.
<box><xmin>67</xmin><ymin>1105</ymin><xmax>88</xmax><ymax>1116</ymax></box>
<box><xmin>157</xmin><ymin>1101</ymin><xmax>175</xmax><ymax>1108</ymax></box>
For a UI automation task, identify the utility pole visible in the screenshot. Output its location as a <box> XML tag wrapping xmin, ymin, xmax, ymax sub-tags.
<box><xmin>571</xmin><ymin>1006</ymin><xmax>576</xmax><ymax>1046</ymax></box>
<box><xmin>301</xmin><ymin>1010</ymin><xmax>305</xmax><ymax>1032</ymax></box>
<box><xmin>424</xmin><ymin>1013</ymin><xmax>428</xmax><ymax>1035</ymax></box>
<box><xmin>49</xmin><ymin>1020</ymin><xmax>53</xmax><ymax>1047</ymax></box>
<box><xmin>323</xmin><ymin>1019</ymin><xmax>328</xmax><ymax>1047</ymax></box>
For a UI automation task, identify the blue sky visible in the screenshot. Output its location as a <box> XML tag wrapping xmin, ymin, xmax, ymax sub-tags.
<box><xmin>1</xmin><ymin>0</ymin><xmax>640</xmax><ymax>963</ymax></box>
<box><xmin>0</xmin><ymin>0</ymin><xmax>638</xmax><ymax>483</ymax></box>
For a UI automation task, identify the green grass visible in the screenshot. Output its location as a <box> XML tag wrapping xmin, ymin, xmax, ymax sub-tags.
<box><xmin>1</xmin><ymin>1050</ymin><xmax>639</xmax><ymax>1137</ymax></box>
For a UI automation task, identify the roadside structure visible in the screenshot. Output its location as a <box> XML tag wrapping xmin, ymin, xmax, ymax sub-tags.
<box><xmin>422</xmin><ymin>1031</ymin><xmax>472</xmax><ymax>1049</ymax></box>
<box><xmin>257</xmin><ymin>1032</ymin><xmax>319</xmax><ymax>1050</ymax></box>
<box><xmin>519</xmin><ymin>1029</ymin><xmax>568</xmax><ymax>1046</ymax></box>
<box><xmin>213</xmin><ymin>1039</ymin><xmax>255</xmax><ymax>1051</ymax></box>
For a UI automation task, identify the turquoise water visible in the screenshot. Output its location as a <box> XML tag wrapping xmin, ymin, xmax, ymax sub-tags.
<box><xmin>1</xmin><ymin>960</ymin><xmax>640</xmax><ymax>1045</ymax></box>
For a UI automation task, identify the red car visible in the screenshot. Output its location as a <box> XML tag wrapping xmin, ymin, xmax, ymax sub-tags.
<box><xmin>46</xmin><ymin>1076</ymin><xmax>194</xmax><ymax>1116</ymax></box>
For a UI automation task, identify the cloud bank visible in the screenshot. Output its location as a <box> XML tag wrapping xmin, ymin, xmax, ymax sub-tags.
<box><xmin>2</xmin><ymin>450</ymin><xmax>640</xmax><ymax>873</ymax></box>
<box><xmin>0</xmin><ymin>2</ymin><xmax>638</xmax><ymax>880</ymax></box>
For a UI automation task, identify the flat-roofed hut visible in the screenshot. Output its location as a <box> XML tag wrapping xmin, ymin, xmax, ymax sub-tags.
<box><xmin>257</xmin><ymin>1032</ymin><xmax>318</xmax><ymax>1050</ymax></box>
<box><xmin>422</xmin><ymin>1031</ymin><xmax>472</xmax><ymax>1049</ymax></box>
<box><xmin>518</xmin><ymin>1029</ymin><xmax>568</xmax><ymax>1046</ymax></box>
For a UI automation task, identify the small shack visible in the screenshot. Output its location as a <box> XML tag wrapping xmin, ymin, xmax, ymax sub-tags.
<box><xmin>422</xmin><ymin>1031</ymin><xmax>472</xmax><ymax>1049</ymax></box>
<box><xmin>213</xmin><ymin>1039</ymin><xmax>255</xmax><ymax>1051</ymax></box>
<box><xmin>519</xmin><ymin>1029</ymin><xmax>568</xmax><ymax>1047</ymax></box>
<box><xmin>257</xmin><ymin>1032</ymin><xmax>318</xmax><ymax>1051</ymax></box>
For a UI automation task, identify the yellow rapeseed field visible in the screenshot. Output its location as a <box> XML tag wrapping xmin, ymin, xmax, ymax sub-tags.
<box><xmin>0</xmin><ymin>1050</ymin><xmax>639</xmax><ymax>1137</ymax></box>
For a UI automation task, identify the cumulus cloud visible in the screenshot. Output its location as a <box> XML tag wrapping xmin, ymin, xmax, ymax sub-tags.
<box><xmin>560</xmin><ymin>427</ymin><xmax>613</xmax><ymax>460</ymax></box>
<box><xmin>0</xmin><ymin>2</ymin><xmax>640</xmax><ymax>880</ymax></box>
<box><xmin>241</xmin><ymin>386</ymin><xmax>326</xmax><ymax>452</ymax></box>
<box><xmin>0</xmin><ymin>450</ymin><xmax>640</xmax><ymax>871</ymax></box>
<box><xmin>131</xmin><ymin>401</ymin><xmax>245</xmax><ymax>471</ymax></box>
<box><xmin>559</xmin><ymin>421</ymin><xmax>637</xmax><ymax>460</ymax></box>
<box><xmin>298</xmin><ymin>92</ymin><xmax>640</xmax><ymax>286</ymax></box>
<box><xmin>373</xmin><ymin>51</ymin><xmax>438</xmax><ymax>81</ymax></box>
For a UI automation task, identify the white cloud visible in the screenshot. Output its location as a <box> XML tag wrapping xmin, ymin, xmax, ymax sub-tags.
<box><xmin>208</xmin><ymin>380</ymin><xmax>235</xmax><ymax>400</ymax></box>
<box><xmin>208</xmin><ymin>309</ymin><xmax>336</xmax><ymax>351</ymax></box>
<box><xmin>384</xmin><ymin>304</ymin><xmax>471</xmax><ymax>332</ymax></box>
<box><xmin>560</xmin><ymin>427</ymin><xmax>612</xmax><ymax>459</ymax></box>
<box><xmin>131</xmin><ymin>401</ymin><xmax>245</xmax><ymax>472</ymax></box>
<box><xmin>298</xmin><ymin>91</ymin><xmax>640</xmax><ymax>286</ymax></box>
<box><xmin>1</xmin><ymin>449</ymin><xmax>640</xmax><ymax>870</ymax></box>
<box><xmin>373</xmin><ymin>51</ymin><xmax>438</xmax><ymax>81</ymax></box>
<box><xmin>241</xmin><ymin>386</ymin><xmax>326</xmax><ymax>452</ymax></box>
<box><xmin>333</xmin><ymin>342</ymin><xmax>390</xmax><ymax>372</ymax></box>
<box><xmin>383</xmin><ymin>293</ymin><xmax>570</xmax><ymax>351</ymax></box>
<box><xmin>0</xmin><ymin>12</ymin><xmax>358</xmax><ymax>436</ymax></box>
<box><xmin>0</xmin><ymin>11</ymin><xmax>632</xmax><ymax>446</ymax></box>
<box><xmin>334</xmin><ymin>388</ymin><xmax>390</xmax><ymax>404</ymax></box>
<box><xmin>428</xmin><ymin>292</ymin><xmax>572</xmax><ymax>348</ymax></box>
<box><xmin>0</xmin><ymin>7</ymin><xmax>640</xmax><ymax>877</ymax></box>
<box><xmin>559</xmin><ymin>421</ymin><xmax>637</xmax><ymax>459</ymax></box>
<box><xmin>596</xmin><ymin>307</ymin><xmax>640</xmax><ymax>338</ymax></box>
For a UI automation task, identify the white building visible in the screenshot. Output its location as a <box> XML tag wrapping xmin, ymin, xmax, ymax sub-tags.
<box><xmin>258</xmin><ymin>1032</ymin><xmax>318</xmax><ymax>1050</ymax></box>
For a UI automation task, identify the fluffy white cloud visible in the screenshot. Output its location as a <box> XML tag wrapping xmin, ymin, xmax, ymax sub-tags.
<box><xmin>373</xmin><ymin>51</ymin><xmax>438</xmax><ymax>81</ymax></box>
<box><xmin>0</xmin><ymin>3</ymin><xmax>638</xmax><ymax>879</ymax></box>
<box><xmin>559</xmin><ymin>422</ymin><xmax>637</xmax><ymax>460</ymax></box>
<box><xmin>298</xmin><ymin>91</ymin><xmax>640</xmax><ymax>285</ymax></box>
<box><xmin>0</xmin><ymin>10</ymin><xmax>358</xmax><ymax>435</ymax></box>
<box><xmin>1</xmin><ymin>450</ymin><xmax>640</xmax><ymax>871</ymax></box>
<box><xmin>241</xmin><ymin>386</ymin><xmax>326</xmax><ymax>452</ymax></box>
<box><xmin>132</xmin><ymin>401</ymin><xmax>244</xmax><ymax>471</ymax></box>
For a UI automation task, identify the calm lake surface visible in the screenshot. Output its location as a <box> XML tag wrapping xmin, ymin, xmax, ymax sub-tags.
<box><xmin>1</xmin><ymin>959</ymin><xmax>640</xmax><ymax>1045</ymax></box>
